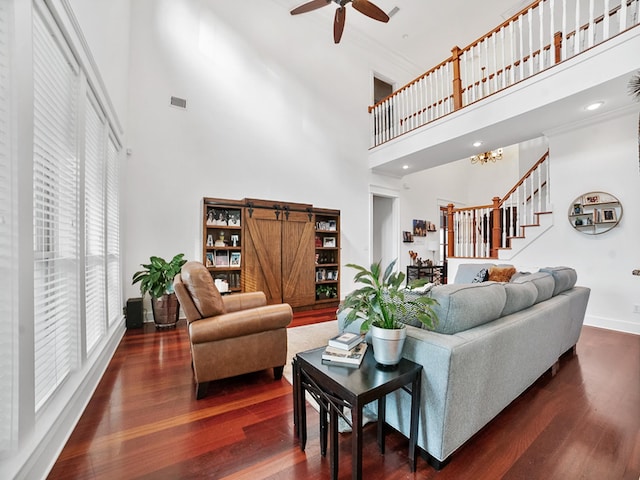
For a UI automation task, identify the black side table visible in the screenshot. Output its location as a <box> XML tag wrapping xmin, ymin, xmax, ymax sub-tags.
<box><xmin>293</xmin><ymin>347</ymin><xmax>422</xmax><ymax>479</ymax></box>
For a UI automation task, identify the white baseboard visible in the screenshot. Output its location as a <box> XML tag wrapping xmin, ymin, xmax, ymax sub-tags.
<box><xmin>584</xmin><ymin>315</ymin><xmax>640</xmax><ymax>335</ymax></box>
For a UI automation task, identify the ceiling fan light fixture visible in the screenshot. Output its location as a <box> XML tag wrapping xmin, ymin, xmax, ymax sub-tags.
<box><xmin>291</xmin><ymin>0</ymin><xmax>389</xmax><ymax>44</ymax></box>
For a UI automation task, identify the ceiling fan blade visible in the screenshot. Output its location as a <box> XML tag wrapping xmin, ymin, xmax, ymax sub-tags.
<box><xmin>290</xmin><ymin>0</ymin><xmax>331</xmax><ymax>15</ymax></box>
<box><xmin>334</xmin><ymin>6</ymin><xmax>346</xmax><ymax>43</ymax></box>
<box><xmin>351</xmin><ymin>0</ymin><xmax>389</xmax><ymax>22</ymax></box>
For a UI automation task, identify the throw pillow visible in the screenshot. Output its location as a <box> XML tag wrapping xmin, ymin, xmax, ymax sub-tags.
<box><xmin>487</xmin><ymin>265</ymin><xmax>516</xmax><ymax>283</ymax></box>
<box><xmin>471</xmin><ymin>268</ymin><xmax>488</xmax><ymax>283</ymax></box>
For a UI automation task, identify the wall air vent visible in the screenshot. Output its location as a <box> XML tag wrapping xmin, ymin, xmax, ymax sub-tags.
<box><xmin>170</xmin><ymin>96</ymin><xmax>187</xmax><ymax>109</ymax></box>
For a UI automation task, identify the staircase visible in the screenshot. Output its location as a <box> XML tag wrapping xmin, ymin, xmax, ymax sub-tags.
<box><xmin>447</xmin><ymin>151</ymin><xmax>551</xmax><ymax>260</ymax></box>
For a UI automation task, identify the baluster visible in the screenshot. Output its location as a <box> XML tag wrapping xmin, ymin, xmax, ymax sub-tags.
<box><xmin>470</xmin><ymin>45</ymin><xmax>476</xmax><ymax>102</ymax></box>
<box><xmin>371</xmin><ymin>104</ymin><xmax>377</xmax><ymax>146</ymax></box>
<box><xmin>537</xmin><ymin>164</ymin><xmax>543</xmax><ymax>213</ymax></box>
<box><xmin>588</xmin><ymin>0</ymin><xmax>595</xmax><ymax>48</ymax></box>
<box><xmin>561</xmin><ymin>0</ymin><xmax>567</xmax><ymax>60</ymax></box>
<box><xmin>538</xmin><ymin>1</ymin><xmax>544</xmax><ymax>73</ymax></box>
<box><xmin>384</xmin><ymin>99</ymin><xmax>390</xmax><ymax>143</ymax></box>
<box><xmin>428</xmin><ymin>73</ymin><xmax>433</xmax><ymax>120</ymax></box>
<box><xmin>528</xmin><ymin>7</ymin><xmax>534</xmax><ymax>77</ymax></box>
<box><xmin>549</xmin><ymin>0</ymin><xmax>555</xmax><ymax>68</ymax></box>
<box><xmin>575</xmin><ymin>0</ymin><xmax>581</xmax><ymax>53</ymax></box>
<box><xmin>620</xmin><ymin>0</ymin><xmax>627</xmax><ymax>31</ymax></box>
<box><xmin>603</xmin><ymin>0</ymin><xmax>610</xmax><ymax>39</ymax></box>
<box><xmin>500</xmin><ymin>27</ymin><xmax>506</xmax><ymax>89</ymax></box>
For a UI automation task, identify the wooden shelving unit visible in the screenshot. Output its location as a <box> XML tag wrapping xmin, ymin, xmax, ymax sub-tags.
<box><xmin>568</xmin><ymin>191</ymin><xmax>622</xmax><ymax>235</ymax></box>
<box><xmin>203</xmin><ymin>198</ymin><xmax>244</xmax><ymax>292</ymax></box>
<box><xmin>314</xmin><ymin>209</ymin><xmax>340</xmax><ymax>306</ymax></box>
<box><xmin>202</xmin><ymin>198</ymin><xmax>340</xmax><ymax>310</ymax></box>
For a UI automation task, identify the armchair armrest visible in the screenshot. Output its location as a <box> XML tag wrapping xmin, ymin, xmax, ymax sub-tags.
<box><xmin>222</xmin><ymin>292</ymin><xmax>267</xmax><ymax>313</ymax></box>
<box><xmin>189</xmin><ymin>303</ymin><xmax>292</xmax><ymax>344</ymax></box>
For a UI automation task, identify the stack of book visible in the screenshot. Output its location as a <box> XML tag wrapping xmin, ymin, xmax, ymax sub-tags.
<box><xmin>322</xmin><ymin>332</ymin><xmax>367</xmax><ymax>367</ymax></box>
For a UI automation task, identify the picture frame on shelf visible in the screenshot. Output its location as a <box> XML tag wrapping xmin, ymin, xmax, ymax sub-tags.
<box><xmin>583</xmin><ymin>194</ymin><xmax>600</xmax><ymax>205</ymax></box>
<box><xmin>403</xmin><ymin>231</ymin><xmax>414</xmax><ymax>242</ymax></box>
<box><xmin>227</xmin><ymin>210</ymin><xmax>241</xmax><ymax>227</ymax></box>
<box><xmin>600</xmin><ymin>208</ymin><xmax>617</xmax><ymax>223</ymax></box>
<box><xmin>215</xmin><ymin>250</ymin><xmax>229</xmax><ymax>267</ymax></box>
<box><xmin>328</xmin><ymin>219</ymin><xmax>337</xmax><ymax>231</ymax></box>
<box><xmin>209</xmin><ymin>208</ymin><xmax>228</xmax><ymax>226</ymax></box>
<box><xmin>205</xmin><ymin>252</ymin><xmax>214</xmax><ymax>267</ymax></box>
<box><xmin>323</xmin><ymin>237</ymin><xmax>336</xmax><ymax>248</ymax></box>
<box><xmin>230</xmin><ymin>252</ymin><xmax>241</xmax><ymax>267</ymax></box>
<box><xmin>316</xmin><ymin>269</ymin><xmax>326</xmax><ymax>282</ymax></box>
<box><xmin>413</xmin><ymin>219</ymin><xmax>427</xmax><ymax>236</ymax></box>
<box><xmin>573</xmin><ymin>203</ymin><xmax>582</xmax><ymax>214</ymax></box>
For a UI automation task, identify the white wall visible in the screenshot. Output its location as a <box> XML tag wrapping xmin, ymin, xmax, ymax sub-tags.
<box><xmin>123</xmin><ymin>0</ymin><xmax>417</xmax><ymax>306</ymax></box>
<box><xmin>398</xmin><ymin>144</ymin><xmax>523</xmax><ymax>273</ymax></box>
<box><xmin>432</xmin><ymin>111</ymin><xmax>640</xmax><ymax>334</ymax></box>
<box><xmin>67</xmin><ymin>0</ymin><xmax>131</xmax><ymax>129</ymax></box>
<box><xmin>514</xmin><ymin>111</ymin><xmax>640</xmax><ymax>334</ymax></box>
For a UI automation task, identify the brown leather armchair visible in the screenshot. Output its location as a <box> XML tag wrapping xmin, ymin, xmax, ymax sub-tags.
<box><xmin>173</xmin><ymin>261</ymin><xmax>293</xmax><ymax>399</ymax></box>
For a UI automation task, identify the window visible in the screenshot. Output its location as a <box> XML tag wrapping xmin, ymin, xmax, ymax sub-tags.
<box><xmin>32</xmin><ymin>5</ymin><xmax>80</xmax><ymax>410</ymax></box>
<box><xmin>106</xmin><ymin>136</ymin><xmax>121</xmax><ymax>326</ymax></box>
<box><xmin>0</xmin><ymin>0</ymin><xmax>16</xmax><ymax>451</ymax></box>
<box><xmin>84</xmin><ymin>95</ymin><xmax>107</xmax><ymax>353</ymax></box>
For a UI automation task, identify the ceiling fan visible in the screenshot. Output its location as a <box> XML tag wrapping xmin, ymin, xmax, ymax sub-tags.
<box><xmin>290</xmin><ymin>0</ymin><xmax>390</xmax><ymax>44</ymax></box>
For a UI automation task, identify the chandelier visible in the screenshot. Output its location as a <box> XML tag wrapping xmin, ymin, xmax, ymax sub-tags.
<box><xmin>470</xmin><ymin>148</ymin><xmax>503</xmax><ymax>165</ymax></box>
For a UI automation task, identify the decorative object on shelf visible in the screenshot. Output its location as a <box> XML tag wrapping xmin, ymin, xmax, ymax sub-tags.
<box><xmin>408</xmin><ymin>250</ymin><xmax>423</xmax><ymax>266</ymax></box>
<box><xmin>402</xmin><ymin>231</ymin><xmax>414</xmax><ymax>243</ymax></box>
<box><xmin>568</xmin><ymin>191</ymin><xmax>623</xmax><ymax>235</ymax></box>
<box><xmin>426</xmin><ymin>221</ymin><xmax>437</xmax><ymax>232</ymax></box>
<box><xmin>230</xmin><ymin>234</ymin><xmax>239</xmax><ymax>247</ymax></box>
<box><xmin>470</xmin><ymin>148</ymin><xmax>503</xmax><ymax>165</ymax></box>
<box><xmin>131</xmin><ymin>253</ymin><xmax>187</xmax><ymax>329</ymax></box>
<box><xmin>214</xmin><ymin>232</ymin><xmax>226</xmax><ymax>247</ymax></box>
<box><xmin>339</xmin><ymin>259</ymin><xmax>438</xmax><ymax>366</ymax></box>
<box><xmin>412</xmin><ymin>219</ymin><xmax>427</xmax><ymax>236</ymax></box>
<box><xmin>323</xmin><ymin>237</ymin><xmax>336</xmax><ymax>247</ymax></box>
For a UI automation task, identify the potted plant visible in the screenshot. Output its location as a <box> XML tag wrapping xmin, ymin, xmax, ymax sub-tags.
<box><xmin>339</xmin><ymin>259</ymin><xmax>438</xmax><ymax>366</ymax></box>
<box><xmin>132</xmin><ymin>253</ymin><xmax>187</xmax><ymax>329</ymax></box>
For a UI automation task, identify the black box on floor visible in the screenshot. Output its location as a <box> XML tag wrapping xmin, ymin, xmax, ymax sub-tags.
<box><xmin>126</xmin><ymin>297</ymin><xmax>144</xmax><ymax>329</ymax></box>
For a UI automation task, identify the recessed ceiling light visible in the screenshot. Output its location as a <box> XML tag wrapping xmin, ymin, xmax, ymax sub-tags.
<box><xmin>586</xmin><ymin>101</ymin><xmax>604</xmax><ymax>111</ymax></box>
<box><xmin>402</xmin><ymin>165</ymin><xmax>409</xmax><ymax>170</ymax></box>
<box><xmin>473</xmin><ymin>141</ymin><xmax>483</xmax><ymax>147</ymax></box>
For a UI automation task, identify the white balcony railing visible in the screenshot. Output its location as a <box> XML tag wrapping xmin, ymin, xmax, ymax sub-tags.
<box><xmin>369</xmin><ymin>0</ymin><xmax>640</xmax><ymax>147</ymax></box>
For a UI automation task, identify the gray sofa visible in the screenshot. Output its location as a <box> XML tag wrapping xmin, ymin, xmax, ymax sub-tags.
<box><xmin>338</xmin><ymin>265</ymin><xmax>590</xmax><ymax>468</ymax></box>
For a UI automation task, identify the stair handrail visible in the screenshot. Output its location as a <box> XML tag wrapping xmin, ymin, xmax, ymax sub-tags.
<box><xmin>447</xmin><ymin>151</ymin><xmax>550</xmax><ymax>259</ymax></box>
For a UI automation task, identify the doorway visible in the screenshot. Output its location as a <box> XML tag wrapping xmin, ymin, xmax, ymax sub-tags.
<box><xmin>372</xmin><ymin>193</ymin><xmax>398</xmax><ymax>270</ymax></box>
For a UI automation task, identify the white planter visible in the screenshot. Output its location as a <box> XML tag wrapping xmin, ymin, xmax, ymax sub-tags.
<box><xmin>370</xmin><ymin>324</ymin><xmax>407</xmax><ymax>366</ymax></box>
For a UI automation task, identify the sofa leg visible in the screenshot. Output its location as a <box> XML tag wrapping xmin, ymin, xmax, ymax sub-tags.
<box><xmin>551</xmin><ymin>360</ymin><xmax>560</xmax><ymax>377</ymax></box>
<box><xmin>274</xmin><ymin>366</ymin><xmax>284</xmax><ymax>380</ymax></box>
<box><xmin>195</xmin><ymin>382</ymin><xmax>209</xmax><ymax>400</ymax></box>
<box><xmin>419</xmin><ymin>447</ymin><xmax>450</xmax><ymax>471</ymax></box>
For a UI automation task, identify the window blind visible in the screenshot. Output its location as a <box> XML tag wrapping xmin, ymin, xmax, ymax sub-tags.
<box><xmin>84</xmin><ymin>95</ymin><xmax>106</xmax><ymax>353</ymax></box>
<box><xmin>0</xmin><ymin>0</ymin><xmax>15</xmax><ymax>452</ymax></box>
<box><xmin>106</xmin><ymin>136</ymin><xmax>121</xmax><ymax>326</ymax></box>
<box><xmin>33</xmin><ymin>6</ymin><xmax>80</xmax><ymax>410</ymax></box>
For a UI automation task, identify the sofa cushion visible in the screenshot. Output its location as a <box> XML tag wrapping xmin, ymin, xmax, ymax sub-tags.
<box><xmin>488</xmin><ymin>265</ymin><xmax>517</xmax><ymax>282</ymax></box>
<box><xmin>454</xmin><ymin>263</ymin><xmax>495</xmax><ymax>284</ymax></box>
<box><xmin>540</xmin><ymin>266</ymin><xmax>577</xmax><ymax>295</ymax></box>
<box><xmin>428</xmin><ymin>282</ymin><xmax>506</xmax><ymax>334</ymax></box>
<box><xmin>501</xmin><ymin>281</ymin><xmax>539</xmax><ymax>316</ymax></box>
<box><xmin>512</xmin><ymin>271</ymin><xmax>555</xmax><ymax>303</ymax></box>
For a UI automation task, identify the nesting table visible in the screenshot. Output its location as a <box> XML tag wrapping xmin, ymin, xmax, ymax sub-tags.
<box><xmin>292</xmin><ymin>346</ymin><xmax>422</xmax><ymax>479</ymax></box>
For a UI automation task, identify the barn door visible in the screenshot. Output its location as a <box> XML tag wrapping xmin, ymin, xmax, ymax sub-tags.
<box><xmin>243</xmin><ymin>208</ymin><xmax>283</xmax><ymax>305</ymax></box>
<box><xmin>281</xmin><ymin>210</ymin><xmax>316</xmax><ymax>307</ymax></box>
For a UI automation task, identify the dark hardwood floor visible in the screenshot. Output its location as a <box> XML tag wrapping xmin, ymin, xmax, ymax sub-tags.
<box><xmin>48</xmin><ymin>316</ymin><xmax>640</xmax><ymax>480</ymax></box>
